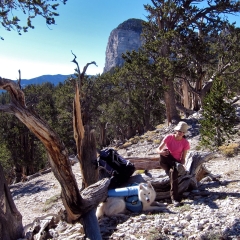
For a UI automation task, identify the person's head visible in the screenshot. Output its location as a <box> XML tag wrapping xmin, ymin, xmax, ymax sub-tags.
<box><xmin>174</xmin><ymin>121</ymin><xmax>189</xmax><ymax>137</ymax></box>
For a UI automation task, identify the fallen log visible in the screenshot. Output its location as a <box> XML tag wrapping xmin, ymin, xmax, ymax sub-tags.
<box><xmin>126</xmin><ymin>157</ymin><xmax>160</xmax><ymax>170</ymax></box>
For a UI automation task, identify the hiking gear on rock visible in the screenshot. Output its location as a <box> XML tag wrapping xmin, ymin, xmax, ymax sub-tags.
<box><xmin>96</xmin><ymin>148</ymin><xmax>135</xmax><ymax>188</ymax></box>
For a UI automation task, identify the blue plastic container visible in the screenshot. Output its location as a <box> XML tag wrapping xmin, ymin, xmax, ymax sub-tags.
<box><xmin>108</xmin><ymin>185</ymin><xmax>139</xmax><ymax>197</ymax></box>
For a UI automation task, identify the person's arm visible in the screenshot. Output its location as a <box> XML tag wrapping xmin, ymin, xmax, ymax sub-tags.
<box><xmin>180</xmin><ymin>150</ymin><xmax>188</xmax><ymax>165</ymax></box>
<box><xmin>156</xmin><ymin>141</ymin><xmax>169</xmax><ymax>156</ymax></box>
<box><xmin>181</xmin><ymin>140</ymin><xmax>190</xmax><ymax>164</ymax></box>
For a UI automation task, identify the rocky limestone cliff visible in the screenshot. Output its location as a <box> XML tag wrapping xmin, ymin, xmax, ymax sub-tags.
<box><xmin>103</xmin><ymin>18</ymin><xmax>144</xmax><ymax>73</ymax></box>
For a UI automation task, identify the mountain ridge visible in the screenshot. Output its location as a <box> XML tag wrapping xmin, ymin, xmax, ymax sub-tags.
<box><xmin>17</xmin><ymin>74</ymin><xmax>72</xmax><ymax>88</ymax></box>
<box><xmin>0</xmin><ymin>74</ymin><xmax>71</xmax><ymax>93</ymax></box>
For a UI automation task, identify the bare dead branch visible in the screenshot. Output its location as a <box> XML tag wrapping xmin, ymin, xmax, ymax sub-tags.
<box><xmin>80</xmin><ymin>61</ymin><xmax>98</xmax><ymax>81</ymax></box>
<box><xmin>18</xmin><ymin>69</ymin><xmax>21</xmax><ymax>89</ymax></box>
<box><xmin>0</xmin><ymin>77</ymin><xmax>26</xmax><ymax>106</ymax></box>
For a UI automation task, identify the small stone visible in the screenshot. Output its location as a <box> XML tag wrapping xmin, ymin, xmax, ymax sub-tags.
<box><xmin>162</xmin><ymin>226</ymin><xmax>169</xmax><ymax>234</ymax></box>
<box><xmin>140</xmin><ymin>214</ymin><xmax>147</xmax><ymax>220</ymax></box>
<box><xmin>186</xmin><ymin>214</ymin><xmax>192</xmax><ymax>221</ymax></box>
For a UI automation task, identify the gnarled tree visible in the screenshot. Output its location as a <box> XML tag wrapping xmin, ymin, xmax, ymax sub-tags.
<box><xmin>143</xmin><ymin>0</ymin><xmax>240</xmax><ymax>123</ymax></box>
<box><xmin>0</xmin><ymin>63</ymin><xmax>108</xmax><ymax>239</ymax></box>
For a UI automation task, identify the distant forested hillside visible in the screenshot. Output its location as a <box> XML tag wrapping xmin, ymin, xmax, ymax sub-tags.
<box><xmin>0</xmin><ymin>74</ymin><xmax>71</xmax><ymax>93</ymax></box>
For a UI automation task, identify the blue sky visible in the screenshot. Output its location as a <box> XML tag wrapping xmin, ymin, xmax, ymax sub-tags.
<box><xmin>0</xmin><ymin>0</ymin><xmax>239</xmax><ymax>80</ymax></box>
<box><xmin>0</xmin><ymin>1</ymin><xmax>152</xmax><ymax>80</ymax></box>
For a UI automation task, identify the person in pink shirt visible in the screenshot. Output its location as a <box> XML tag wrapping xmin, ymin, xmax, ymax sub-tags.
<box><xmin>156</xmin><ymin>121</ymin><xmax>190</xmax><ymax>207</ymax></box>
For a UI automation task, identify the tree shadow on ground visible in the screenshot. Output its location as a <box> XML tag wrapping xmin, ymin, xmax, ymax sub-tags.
<box><xmin>190</xmin><ymin>179</ymin><xmax>240</xmax><ymax>209</ymax></box>
<box><xmin>10</xmin><ymin>180</ymin><xmax>51</xmax><ymax>197</ymax></box>
<box><xmin>223</xmin><ymin>218</ymin><xmax>240</xmax><ymax>239</ymax></box>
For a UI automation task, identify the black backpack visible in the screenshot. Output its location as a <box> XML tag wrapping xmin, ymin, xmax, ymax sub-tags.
<box><xmin>97</xmin><ymin>148</ymin><xmax>135</xmax><ymax>189</ymax></box>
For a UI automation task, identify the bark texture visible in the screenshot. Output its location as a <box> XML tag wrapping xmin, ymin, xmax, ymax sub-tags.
<box><xmin>0</xmin><ymin>163</ymin><xmax>24</xmax><ymax>240</ymax></box>
<box><xmin>0</xmin><ymin>77</ymin><xmax>108</xmax><ymax>239</ymax></box>
<box><xmin>126</xmin><ymin>157</ymin><xmax>160</xmax><ymax>170</ymax></box>
<box><xmin>163</xmin><ymin>77</ymin><xmax>180</xmax><ymax>124</ymax></box>
<box><xmin>73</xmin><ymin>81</ymin><xmax>102</xmax><ymax>239</ymax></box>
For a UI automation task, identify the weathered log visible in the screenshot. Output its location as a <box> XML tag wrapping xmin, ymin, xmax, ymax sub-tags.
<box><xmin>126</xmin><ymin>157</ymin><xmax>160</xmax><ymax>170</ymax></box>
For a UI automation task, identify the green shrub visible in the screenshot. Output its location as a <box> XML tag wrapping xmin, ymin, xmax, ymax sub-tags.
<box><xmin>200</xmin><ymin>78</ymin><xmax>237</xmax><ymax>149</ymax></box>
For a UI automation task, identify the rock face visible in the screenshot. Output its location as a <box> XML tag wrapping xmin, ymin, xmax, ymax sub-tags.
<box><xmin>103</xmin><ymin>18</ymin><xmax>144</xmax><ymax>73</ymax></box>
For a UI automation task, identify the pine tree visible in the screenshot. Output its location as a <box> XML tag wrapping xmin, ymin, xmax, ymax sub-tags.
<box><xmin>200</xmin><ymin>77</ymin><xmax>237</xmax><ymax>149</ymax></box>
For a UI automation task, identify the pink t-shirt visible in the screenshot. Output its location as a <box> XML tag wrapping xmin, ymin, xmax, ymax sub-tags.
<box><xmin>163</xmin><ymin>134</ymin><xmax>190</xmax><ymax>161</ymax></box>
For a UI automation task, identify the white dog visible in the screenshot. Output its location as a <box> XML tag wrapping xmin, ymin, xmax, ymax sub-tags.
<box><xmin>96</xmin><ymin>182</ymin><xmax>166</xmax><ymax>218</ymax></box>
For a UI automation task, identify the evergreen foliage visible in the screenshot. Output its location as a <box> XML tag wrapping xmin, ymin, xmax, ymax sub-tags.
<box><xmin>53</xmin><ymin>78</ymin><xmax>76</xmax><ymax>154</ymax></box>
<box><xmin>142</xmin><ymin>0</ymin><xmax>240</xmax><ymax>120</ymax></box>
<box><xmin>120</xmin><ymin>49</ymin><xmax>165</xmax><ymax>130</ymax></box>
<box><xmin>0</xmin><ymin>0</ymin><xmax>67</xmax><ymax>39</ymax></box>
<box><xmin>200</xmin><ymin>78</ymin><xmax>238</xmax><ymax>149</ymax></box>
<box><xmin>0</xmin><ymin>138</ymin><xmax>11</xmax><ymax>178</ymax></box>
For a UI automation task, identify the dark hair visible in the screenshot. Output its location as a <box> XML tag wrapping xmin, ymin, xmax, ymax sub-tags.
<box><xmin>175</xmin><ymin>130</ymin><xmax>187</xmax><ymax>138</ymax></box>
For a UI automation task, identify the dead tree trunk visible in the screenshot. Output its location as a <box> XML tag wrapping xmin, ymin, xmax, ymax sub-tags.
<box><xmin>73</xmin><ymin>82</ymin><xmax>99</xmax><ymax>188</ymax></box>
<box><xmin>0</xmin><ymin>77</ymin><xmax>108</xmax><ymax>239</ymax></box>
<box><xmin>72</xmin><ymin>81</ymin><xmax>102</xmax><ymax>239</ymax></box>
<box><xmin>0</xmin><ymin>163</ymin><xmax>24</xmax><ymax>240</ymax></box>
